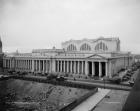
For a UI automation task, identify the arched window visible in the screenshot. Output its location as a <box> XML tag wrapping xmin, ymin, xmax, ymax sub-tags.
<box><xmin>80</xmin><ymin>43</ymin><xmax>91</xmax><ymax>51</ymax></box>
<box><xmin>67</xmin><ymin>44</ymin><xmax>77</xmax><ymax>51</ymax></box>
<box><xmin>95</xmin><ymin>42</ymin><xmax>108</xmax><ymax>51</ymax></box>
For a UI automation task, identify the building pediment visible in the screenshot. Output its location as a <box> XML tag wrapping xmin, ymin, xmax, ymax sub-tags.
<box><xmin>86</xmin><ymin>54</ymin><xmax>107</xmax><ymax>59</ymax></box>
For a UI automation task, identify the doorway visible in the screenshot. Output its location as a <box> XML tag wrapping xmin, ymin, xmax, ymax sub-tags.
<box><xmin>94</xmin><ymin>62</ymin><xmax>99</xmax><ymax>76</ymax></box>
<box><xmin>88</xmin><ymin>62</ymin><xmax>92</xmax><ymax>76</ymax></box>
<box><xmin>101</xmin><ymin>62</ymin><xmax>105</xmax><ymax>77</ymax></box>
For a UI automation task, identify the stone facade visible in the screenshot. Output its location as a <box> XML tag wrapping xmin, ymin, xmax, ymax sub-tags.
<box><xmin>62</xmin><ymin>37</ymin><xmax>120</xmax><ymax>52</ymax></box>
<box><xmin>3</xmin><ymin>37</ymin><xmax>133</xmax><ymax>78</ymax></box>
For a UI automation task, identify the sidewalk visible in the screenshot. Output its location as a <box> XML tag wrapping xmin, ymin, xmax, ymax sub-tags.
<box><xmin>72</xmin><ymin>88</ymin><xmax>110</xmax><ymax>111</ymax></box>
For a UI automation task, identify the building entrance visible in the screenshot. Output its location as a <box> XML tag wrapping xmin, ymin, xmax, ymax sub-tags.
<box><xmin>95</xmin><ymin>62</ymin><xmax>99</xmax><ymax>76</ymax></box>
<box><xmin>101</xmin><ymin>62</ymin><xmax>106</xmax><ymax>77</ymax></box>
<box><xmin>88</xmin><ymin>61</ymin><xmax>92</xmax><ymax>76</ymax></box>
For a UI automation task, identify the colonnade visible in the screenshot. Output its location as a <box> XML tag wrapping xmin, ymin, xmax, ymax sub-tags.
<box><xmin>3</xmin><ymin>59</ymin><xmax>11</xmax><ymax>68</ymax></box>
<box><xmin>15</xmin><ymin>59</ymin><xmax>32</xmax><ymax>71</ymax></box>
<box><xmin>3</xmin><ymin>58</ymin><xmax>108</xmax><ymax>77</ymax></box>
<box><xmin>3</xmin><ymin>59</ymin><xmax>51</xmax><ymax>73</ymax></box>
<box><xmin>55</xmin><ymin>60</ymin><xmax>86</xmax><ymax>74</ymax></box>
<box><xmin>87</xmin><ymin>61</ymin><xmax>108</xmax><ymax>77</ymax></box>
<box><xmin>33</xmin><ymin>60</ymin><xmax>50</xmax><ymax>73</ymax></box>
<box><xmin>55</xmin><ymin>60</ymin><xmax>108</xmax><ymax>77</ymax></box>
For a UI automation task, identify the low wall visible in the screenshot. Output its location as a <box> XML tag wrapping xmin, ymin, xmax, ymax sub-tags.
<box><xmin>12</xmin><ymin>76</ymin><xmax>96</xmax><ymax>90</ymax></box>
<box><xmin>60</xmin><ymin>88</ymin><xmax>98</xmax><ymax>111</ymax></box>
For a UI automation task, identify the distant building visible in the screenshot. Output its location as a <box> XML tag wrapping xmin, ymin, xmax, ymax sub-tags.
<box><xmin>3</xmin><ymin>37</ymin><xmax>133</xmax><ymax>78</ymax></box>
<box><xmin>134</xmin><ymin>55</ymin><xmax>140</xmax><ymax>62</ymax></box>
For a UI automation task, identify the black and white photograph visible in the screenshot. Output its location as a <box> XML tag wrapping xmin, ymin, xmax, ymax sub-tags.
<box><xmin>0</xmin><ymin>0</ymin><xmax>140</xmax><ymax>111</ymax></box>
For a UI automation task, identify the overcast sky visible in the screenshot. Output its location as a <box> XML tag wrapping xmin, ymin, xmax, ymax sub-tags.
<box><xmin>0</xmin><ymin>0</ymin><xmax>140</xmax><ymax>53</ymax></box>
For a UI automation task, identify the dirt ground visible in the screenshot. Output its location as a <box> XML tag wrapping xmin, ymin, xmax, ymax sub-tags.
<box><xmin>94</xmin><ymin>90</ymin><xmax>129</xmax><ymax>111</ymax></box>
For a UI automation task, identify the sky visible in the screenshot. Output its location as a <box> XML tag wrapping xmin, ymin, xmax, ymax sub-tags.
<box><xmin>0</xmin><ymin>0</ymin><xmax>140</xmax><ymax>53</ymax></box>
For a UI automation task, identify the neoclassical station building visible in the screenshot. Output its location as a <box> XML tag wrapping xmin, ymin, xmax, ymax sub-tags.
<box><xmin>3</xmin><ymin>37</ymin><xmax>133</xmax><ymax>78</ymax></box>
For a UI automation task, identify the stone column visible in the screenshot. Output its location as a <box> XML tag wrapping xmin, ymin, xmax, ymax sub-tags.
<box><xmin>44</xmin><ymin>60</ymin><xmax>46</xmax><ymax>73</ymax></box>
<box><xmin>5</xmin><ymin>59</ymin><xmax>8</xmax><ymax>68</ymax></box>
<box><xmin>25</xmin><ymin>60</ymin><xmax>27</xmax><ymax>70</ymax></box>
<box><xmin>15</xmin><ymin>60</ymin><xmax>16</xmax><ymax>69</ymax></box>
<box><xmin>28</xmin><ymin>60</ymin><xmax>29</xmax><ymax>70</ymax></box>
<box><xmin>18</xmin><ymin>60</ymin><xmax>19</xmax><ymax>70</ymax></box>
<box><xmin>9</xmin><ymin>59</ymin><xmax>11</xmax><ymax>68</ymax></box>
<box><xmin>65</xmin><ymin>61</ymin><xmax>67</xmax><ymax>73</ymax></box>
<box><xmin>11</xmin><ymin>59</ymin><xmax>13</xmax><ymax>68</ymax></box>
<box><xmin>6</xmin><ymin>60</ymin><xmax>8</xmax><ymax>68</ymax></box>
<box><xmin>85</xmin><ymin>61</ymin><xmax>88</xmax><ymax>75</ymax></box>
<box><xmin>30</xmin><ymin>60</ymin><xmax>32</xmax><ymax>70</ymax></box>
<box><xmin>39</xmin><ymin>60</ymin><xmax>41</xmax><ymax>72</ymax></box>
<box><xmin>8</xmin><ymin>60</ymin><xmax>9</xmax><ymax>68</ymax></box>
<box><xmin>81</xmin><ymin>61</ymin><xmax>83</xmax><ymax>74</ymax></box>
<box><xmin>18</xmin><ymin>60</ymin><xmax>20</xmax><ymax>69</ymax></box>
<box><xmin>28</xmin><ymin>60</ymin><xmax>30</xmax><ymax>70</ymax></box>
<box><xmin>45</xmin><ymin>60</ymin><xmax>48</xmax><ymax>73</ymax></box>
<box><xmin>9</xmin><ymin>60</ymin><xmax>11</xmax><ymax>69</ymax></box>
<box><xmin>58</xmin><ymin>60</ymin><xmax>60</xmax><ymax>72</ymax></box>
<box><xmin>32</xmin><ymin>60</ymin><xmax>34</xmax><ymax>72</ymax></box>
<box><xmin>24</xmin><ymin>60</ymin><xmax>25</xmax><ymax>70</ymax></box>
<box><xmin>51</xmin><ymin>59</ymin><xmax>56</xmax><ymax>73</ymax></box>
<box><xmin>43</xmin><ymin>60</ymin><xmax>45</xmax><ymax>73</ymax></box>
<box><xmin>55</xmin><ymin>60</ymin><xmax>57</xmax><ymax>72</ymax></box>
<box><xmin>60</xmin><ymin>60</ymin><xmax>62</xmax><ymax>72</ymax></box>
<box><xmin>10</xmin><ymin>60</ymin><xmax>11</xmax><ymax>69</ymax></box>
<box><xmin>62</xmin><ymin>61</ymin><xmax>64</xmax><ymax>72</ymax></box>
<box><xmin>36</xmin><ymin>60</ymin><xmax>38</xmax><ymax>72</ymax></box>
<box><xmin>24</xmin><ymin>60</ymin><xmax>26</xmax><ymax>70</ymax></box>
<box><xmin>78</xmin><ymin>61</ymin><xmax>80</xmax><ymax>74</ymax></box>
<box><xmin>108</xmin><ymin>61</ymin><xmax>112</xmax><ymax>78</ymax></box>
<box><xmin>71</xmin><ymin>61</ymin><xmax>72</xmax><ymax>74</ymax></box>
<box><xmin>23</xmin><ymin>60</ymin><xmax>25</xmax><ymax>70</ymax></box>
<box><xmin>5</xmin><ymin>60</ymin><xmax>6</xmax><ymax>68</ymax></box>
<box><xmin>27</xmin><ymin>60</ymin><xmax>28</xmax><ymax>70</ymax></box>
<box><xmin>26</xmin><ymin>60</ymin><xmax>28</xmax><ymax>70</ymax></box>
<box><xmin>57</xmin><ymin>60</ymin><xmax>59</xmax><ymax>72</ymax></box>
<box><xmin>92</xmin><ymin>62</ymin><xmax>95</xmax><ymax>76</ymax></box>
<box><xmin>48</xmin><ymin>60</ymin><xmax>50</xmax><ymax>73</ymax></box>
<box><xmin>64</xmin><ymin>61</ymin><xmax>65</xmax><ymax>73</ymax></box>
<box><xmin>18</xmin><ymin>60</ymin><xmax>20</xmax><ymax>70</ymax></box>
<box><xmin>7</xmin><ymin>59</ymin><xmax>9</xmax><ymax>68</ymax></box>
<box><xmin>27</xmin><ymin>60</ymin><xmax>29</xmax><ymax>70</ymax></box>
<box><xmin>29</xmin><ymin>60</ymin><xmax>31</xmax><ymax>70</ymax></box>
<box><xmin>16</xmin><ymin>60</ymin><xmax>18</xmax><ymax>69</ymax></box>
<box><xmin>73</xmin><ymin>61</ymin><xmax>76</xmax><ymax>74</ymax></box>
<box><xmin>8</xmin><ymin>59</ymin><xmax>10</xmax><ymax>68</ymax></box>
<box><xmin>17</xmin><ymin>60</ymin><xmax>18</xmax><ymax>69</ymax></box>
<box><xmin>67</xmin><ymin>61</ymin><xmax>69</xmax><ymax>73</ymax></box>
